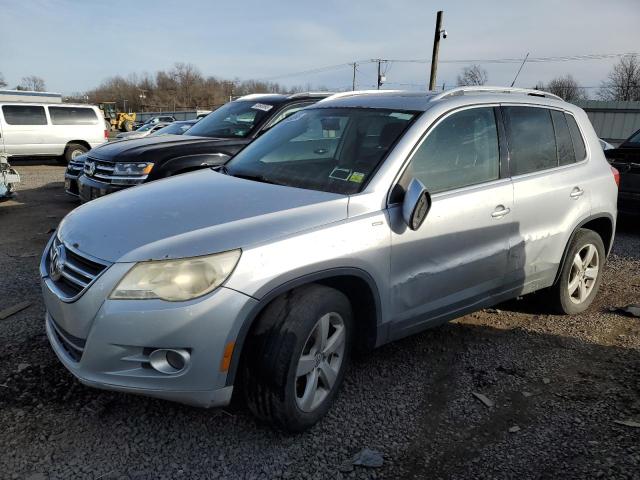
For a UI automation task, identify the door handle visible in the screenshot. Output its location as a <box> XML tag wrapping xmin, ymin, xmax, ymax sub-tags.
<box><xmin>570</xmin><ymin>187</ymin><xmax>584</xmax><ymax>199</ymax></box>
<box><xmin>491</xmin><ymin>205</ymin><xmax>511</xmax><ymax>218</ymax></box>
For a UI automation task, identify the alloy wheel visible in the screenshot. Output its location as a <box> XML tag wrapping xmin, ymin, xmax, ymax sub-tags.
<box><xmin>568</xmin><ymin>243</ymin><xmax>599</xmax><ymax>304</ymax></box>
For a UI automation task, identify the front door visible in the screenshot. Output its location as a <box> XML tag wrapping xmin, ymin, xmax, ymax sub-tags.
<box><xmin>388</xmin><ymin>106</ymin><xmax>514</xmax><ymax>339</ymax></box>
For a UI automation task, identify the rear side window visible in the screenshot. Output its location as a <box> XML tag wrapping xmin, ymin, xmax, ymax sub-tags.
<box><xmin>503</xmin><ymin>106</ymin><xmax>557</xmax><ymax>175</ymax></box>
<box><xmin>402</xmin><ymin>107</ymin><xmax>500</xmax><ymax>193</ymax></box>
<box><xmin>2</xmin><ymin>105</ymin><xmax>47</xmax><ymax>125</ymax></box>
<box><xmin>565</xmin><ymin>114</ymin><xmax>586</xmax><ymax>161</ymax></box>
<box><xmin>49</xmin><ymin>107</ymin><xmax>99</xmax><ymax>125</ymax></box>
<box><xmin>550</xmin><ymin>110</ymin><xmax>576</xmax><ymax>165</ymax></box>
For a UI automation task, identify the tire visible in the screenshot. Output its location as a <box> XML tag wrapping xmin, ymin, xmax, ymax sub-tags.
<box><xmin>60</xmin><ymin>143</ymin><xmax>88</xmax><ymax>164</ymax></box>
<box><xmin>105</xmin><ymin>120</ymin><xmax>112</xmax><ymax>131</ymax></box>
<box><xmin>122</xmin><ymin>120</ymin><xmax>133</xmax><ymax>132</ymax></box>
<box><xmin>243</xmin><ymin>284</ymin><xmax>353</xmax><ymax>432</ymax></box>
<box><xmin>549</xmin><ymin>228</ymin><xmax>605</xmax><ymax>315</ymax></box>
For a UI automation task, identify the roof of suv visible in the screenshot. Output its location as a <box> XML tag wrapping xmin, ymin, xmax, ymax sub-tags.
<box><xmin>315</xmin><ymin>86</ymin><xmax>567</xmax><ymax>112</ymax></box>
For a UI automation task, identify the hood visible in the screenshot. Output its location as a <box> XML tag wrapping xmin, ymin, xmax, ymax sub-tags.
<box><xmin>116</xmin><ymin>131</ymin><xmax>146</xmax><ymax>140</ymax></box>
<box><xmin>88</xmin><ymin>134</ymin><xmax>249</xmax><ymax>164</ymax></box>
<box><xmin>57</xmin><ymin>169</ymin><xmax>348</xmax><ymax>263</ymax></box>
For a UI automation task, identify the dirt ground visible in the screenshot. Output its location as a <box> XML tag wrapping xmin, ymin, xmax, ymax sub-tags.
<box><xmin>0</xmin><ymin>160</ymin><xmax>639</xmax><ymax>480</ymax></box>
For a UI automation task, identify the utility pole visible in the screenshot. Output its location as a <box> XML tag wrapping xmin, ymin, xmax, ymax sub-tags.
<box><xmin>374</xmin><ymin>59</ymin><xmax>386</xmax><ymax>89</ymax></box>
<box><xmin>377</xmin><ymin>60</ymin><xmax>382</xmax><ymax>90</ymax></box>
<box><xmin>352</xmin><ymin>63</ymin><xmax>357</xmax><ymax>91</ymax></box>
<box><xmin>428</xmin><ymin>10</ymin><xmax>445</xmax><ymax>91</ymax></box>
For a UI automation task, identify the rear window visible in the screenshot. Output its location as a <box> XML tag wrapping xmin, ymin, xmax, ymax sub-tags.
<box><xmin>550</xmin><ymin>110</ymin><xmax>576</xmax><ymax>166</ymax></box>
<box><xmin>503</xmin><ymin>106</ymin><xmax>557</xmax><ymax>175</ymax></box>
<box><xmin>2</xmin><ymin>105</ymin><xmax>47</xmax><ymax>125</ymax></box>
<box><xmin>49</xmin><ymin>106</ymin><xmax>99</xmax><ymax>125</ymax></box>
<box><xmin>565</xmin><ymin>113</ymin><xmax>586</xmax><ymax>161</ymax></box>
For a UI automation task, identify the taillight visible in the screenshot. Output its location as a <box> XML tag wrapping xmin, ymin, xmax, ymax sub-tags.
<box><xmin>611</xmin><ymin>166</ymin><xmax>620</xmax><ymax>187</ymax></box>
<box><xmin>104</xmin><ymin>129</ymin><xmax>109</xmax><ymax>140</ymax></box>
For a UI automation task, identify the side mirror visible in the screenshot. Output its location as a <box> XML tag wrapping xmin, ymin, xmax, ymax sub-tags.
<box><xmin>402</xmin><ymin>178</ymin><xmax>431</xmax><ymax>231</ymax></box>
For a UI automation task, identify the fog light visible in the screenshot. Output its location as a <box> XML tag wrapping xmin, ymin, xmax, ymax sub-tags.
<box><xmin>149</xmin><ymin>348</ymin><xmax>190</xmax><ymax>374</ymax></box>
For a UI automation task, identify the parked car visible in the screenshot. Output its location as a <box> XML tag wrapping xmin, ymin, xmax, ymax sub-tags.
<box><xmin>0</xmin><ymin>103</ymin><xmax>107</xmax><ymax>163</ymax></box>
<box><xmin>599</xmin><ymin>138</ymin><xmax>614</xmax><ymax>150</ymax></box>
<box><xmin>605</xmin><ymin>128</ymin><xmax>640</xmax><ymax>215</ymax></box>
<box><xmin>133</xmin><ymin>115</ymin><xmax>176</xmax><ymax>130</ymax></box>
<box><xmin>150</xmin><ymin>120</ymin><xmax>198</xmax><ymax>136</ymax></box>
<box><xmin>0</xmin><ymin>154</ymin><xmax>20</xmax><ymax>200</ymax></box>
<box><xmin>115</xmin><ymin>122</ymin><xmax>170</xmax><ymax>140</ymax></box>
<box><xmin>64</xmin><ymin>153</ymin><xmax>86</xmax><ymax>197</ymax></box>
<box><xmin>77</xmin><ymin>92</ymin><xmax>333</xmax><ymax>203</ymax></box>
<box><xmin>41</xmin><ymin>87</ymin><xmax>617</xmax><ymax>432</ymax></box>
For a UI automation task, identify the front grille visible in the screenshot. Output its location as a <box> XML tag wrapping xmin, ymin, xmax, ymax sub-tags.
<box><xmin>47</xmin><ymin>237</ymin><xmax>109</xmax><ymax>300</ymax></box>
<box><xmin>66</xmin><ymin>158</ymin><xmax>85</xmax><ymax>174</ymax></box>
<box><xmin>84</xmin><ymin>156</ymin><xmax>147</xmax><ymax>184</ymax></box>
<box><xmin>49</xmin><ymin>316</ymin><xmax>86</xmax><ymax>362</ymax></box>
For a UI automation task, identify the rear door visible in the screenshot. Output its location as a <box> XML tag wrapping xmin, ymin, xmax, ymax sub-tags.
<box><xmin>502</xmin><ymin>105</ymin><xmax>591</xmax><ymax>294</ymax></box>
<box><xmin>48</xmin><ymin>105</ymin><xmax>102</xmax><ymax>153</ymax></box>
<box><xmin>0</xmin><ymin>104</ymin><xmax>49</xmax><ymax>155</ymax></box>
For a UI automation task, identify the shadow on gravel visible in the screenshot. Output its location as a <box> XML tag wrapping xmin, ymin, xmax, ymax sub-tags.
<box><xmin>0</xmin><ymin>319</ymin><xmax>638</xmax><ymax>479</ymax></box>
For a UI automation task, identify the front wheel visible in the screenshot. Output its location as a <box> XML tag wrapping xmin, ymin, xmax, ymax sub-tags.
<box><xmin>550</xmin><ymin>229</ymin><xmax>605</xmax><ymax>314</ymax></box>
<box><xmin>243</xmin><ymin>284</ymin><xmax>352</xmax><ymax>432</ymax></box>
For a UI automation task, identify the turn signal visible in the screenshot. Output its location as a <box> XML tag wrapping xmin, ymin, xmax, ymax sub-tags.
<box><xmin>611</xmin><ymin>166</ymin><xmax>620</xmax><ymax>187</ymax></box>
<box><xmin>220</xmin><ymin>342</ymin><xmax>235</xmax><ymax>372</ymax></box>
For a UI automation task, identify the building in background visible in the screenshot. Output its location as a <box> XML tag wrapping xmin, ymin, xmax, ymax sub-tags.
<box><xmin>573</xmin><ymin>100</ymin><xmax>640</xmax><ymax>146</ymax></box>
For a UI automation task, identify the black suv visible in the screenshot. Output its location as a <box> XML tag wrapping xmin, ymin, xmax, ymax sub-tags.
<box><xmin>76</xmin><ymin>92</ymin><xmax>332</xmax><ymax>203</ymax></box>
<box><xmin>605</xmin><ymin>128</ymin><xmax>640</xmax><ymax>215</ymax></box>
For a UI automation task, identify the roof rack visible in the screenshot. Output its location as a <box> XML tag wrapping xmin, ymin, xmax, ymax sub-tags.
<box><xmin>430</xmin><ymin>86</ymin><xmax>563</xmax><ymax>102</ymax></box>
<box><xmin>287</xmin><ymin>92</ymin><xmax>336</xmax><ymax>99</ymax></box>
<box><xmin>318</xmin><ymin>89</ymin><xmax>405</xmax><ymax>103</ymax></box>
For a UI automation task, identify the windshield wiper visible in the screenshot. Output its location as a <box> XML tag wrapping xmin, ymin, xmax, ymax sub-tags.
<box><xmin>232</xmin><ymin>172</ymin><xmax>281</xmax><ymax>186</ymax></box>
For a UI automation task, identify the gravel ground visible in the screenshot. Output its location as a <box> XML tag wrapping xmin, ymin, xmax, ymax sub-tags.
<box><xmin>1</xmin><ymin>161</ymin><xmax>639</xmax><ymax>480</ymax></box>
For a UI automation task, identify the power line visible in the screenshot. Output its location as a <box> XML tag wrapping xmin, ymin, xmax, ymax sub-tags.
<box><xmin>386</xmin><ymin>52</ymin><xmax>639</xmax><ymax>65</ymax></box>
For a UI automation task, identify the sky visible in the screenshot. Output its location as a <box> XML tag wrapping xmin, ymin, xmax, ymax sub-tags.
<box><xmin>1</xmin><ymin>0</ymin><xmax>639</xmax><ymax>97</ymax></box>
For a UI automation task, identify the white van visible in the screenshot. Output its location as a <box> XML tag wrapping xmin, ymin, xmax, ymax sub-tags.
<box><xmin>0</xmin><ymin>103</ymin><xmax>107</xmax><ymax>163</ymax></box>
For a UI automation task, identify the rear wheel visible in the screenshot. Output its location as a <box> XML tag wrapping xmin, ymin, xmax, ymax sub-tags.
<box><xmin>59</xmin><ymin>143</ymin><xmax>88</xmax><ymax>164</ymax></box>
<box><xmin>122</xmin><ymin>120</ymin><xmax>133</xmax><ymax>132</ymax></box>
<box><xmin>243</xmin><ymin>284</ymin><xmax>352</xmax><ymax>432</ymax></box>
<box><xmin>549</xmin><ymin>229</ymin><xmax>605</xmax><ymax>314</ymax></box>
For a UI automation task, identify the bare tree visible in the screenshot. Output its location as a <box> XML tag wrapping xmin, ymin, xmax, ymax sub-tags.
<box><xmin>538</xmin><ymin>75</ymin><xmax>586</xmax><ymax>101</ymax></box>
<box><xmin>0</xmin><ymin>73</ymin><xmax>7</xmax><ymax>89</ymax></box>
<box><xmin>598</xmin><ymin>54</ymin><xmax>640</xmax><ymax>101</ymax></box>
<box><xmin>457</xmin><ymin>65</ymin><xmax>488</xmax><ymax>86</ymax></box>
<box><xmin>19</xmin><ymin>75</ymin><xmax>46</xmax><ymax>91</ymax></box>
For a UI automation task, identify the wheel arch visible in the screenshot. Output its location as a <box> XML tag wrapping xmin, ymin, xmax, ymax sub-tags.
<box><xmin>225</xmin><ymin>267</ymin><xmax>382</xmax><ymax>387</ymax></box>
<box><xmin>553</xmin><ymin>213</ymin><xmax>615</xmax><ymax>285</ymax></box>
<box><xmin>65</xmin><ymin>140</ymin><xmax>91</xmax><ymax>151</ymax></box>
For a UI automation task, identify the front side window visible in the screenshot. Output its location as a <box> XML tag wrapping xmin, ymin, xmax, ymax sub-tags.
<box><xmin>48</xmin><ymin>106</ymin><xmax>99</xmax><ymax>125</ymax></box>
<box><xmin>185</xmin><ymin>101</ymin><xmax>277</xmax><ymax>138</ymax></box>
<box><xmin>226</xmin><ymin>108</ymin><xmax>417</xmax><ymax>194</ymax></box>
<box><xmin>503</xmin><ymin>106</ymin><xmax>557</xmax><ymax>175</ymax></box>
<box><xmin>400</xmin><ymin>107</ymin><xmax>500</xmax><ymax>193</ymax></box>
<box><xmin>2</xmin><ymin>105</ymin><xmax>47</xmax><ymax>125</ymax></box>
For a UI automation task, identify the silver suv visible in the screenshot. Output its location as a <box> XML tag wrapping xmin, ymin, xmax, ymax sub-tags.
<box><xmin>40</xmin><ymin>87</ymin><xmax>618</xmax><ymax>431</ymax></box>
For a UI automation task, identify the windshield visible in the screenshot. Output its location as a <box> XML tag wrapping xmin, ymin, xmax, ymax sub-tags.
<box><xmin>152</xmin><ymin>122</ymin><xmax>193</xmax><ymax>136</ymax></box>
<box><xmin>626</xmin><ymin>129</ymin><xmax>640</xmax><ymax>145</ymax></box>
<box><xmin>226</xmin><ymin>107</ymin><xmax>417</xmax><ymax>194</ymax></box>
<box><xmin>185</xmin><ymin>101</ymin><xmax>276</xmax><ymax>138</ymax></box>
<box><xmin>137</xmin><ymin>123</ymin><xmax>155</xmax><ymax>132</ymax></box>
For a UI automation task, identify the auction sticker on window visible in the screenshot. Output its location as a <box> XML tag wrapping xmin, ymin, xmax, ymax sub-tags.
<box><xmin>251</xmin><ymin>103</ymin><xmax>274</xmax><ymax>112</ymax></box>
<box><xmin>348</xmin><ymin>172</ymin><xmax>365</xmax><ymax>183</ymax></box>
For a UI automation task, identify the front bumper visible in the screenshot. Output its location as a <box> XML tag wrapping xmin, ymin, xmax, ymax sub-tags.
<box><xmin>77</xmin><ymin>174</ymin><xmax>128</xmax><ymax>203</ymax></box>
<box><xmin>41</xmin><ymin>245</ymin><xmax>258</xmax><ymax>407</ymax></box>
<box><xmin>64</xmin><ymin>171</ymin><xmax>81</xmax><ymax>197</ymax></box>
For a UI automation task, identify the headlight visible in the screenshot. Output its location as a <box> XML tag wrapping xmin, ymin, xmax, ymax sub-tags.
<box><xmin>114</xmin><ymin>162</ymin><xmax>154</xmax><ymax>176</ymax></box>
<box><xmin>110</xmin><ymin>250</ymin><xmax>241</xmax><ymax>301</ymax></box>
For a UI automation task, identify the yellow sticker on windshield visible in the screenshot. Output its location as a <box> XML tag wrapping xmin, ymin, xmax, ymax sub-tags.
<box><xmin>349</xmin><ymin>172</ymin><xmax>365</xmax><ymax>183</ymax></box>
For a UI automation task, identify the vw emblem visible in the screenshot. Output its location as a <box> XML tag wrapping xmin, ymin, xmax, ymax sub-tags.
<box><xmin>49</xmin><ymin>244</ymin><xmax>66</xmax><ymax>281</ymax></box>
<box><xmin>84</xmin><ymin>161</ymin><xmax>96</xmax><ymax>176</ymax></box>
